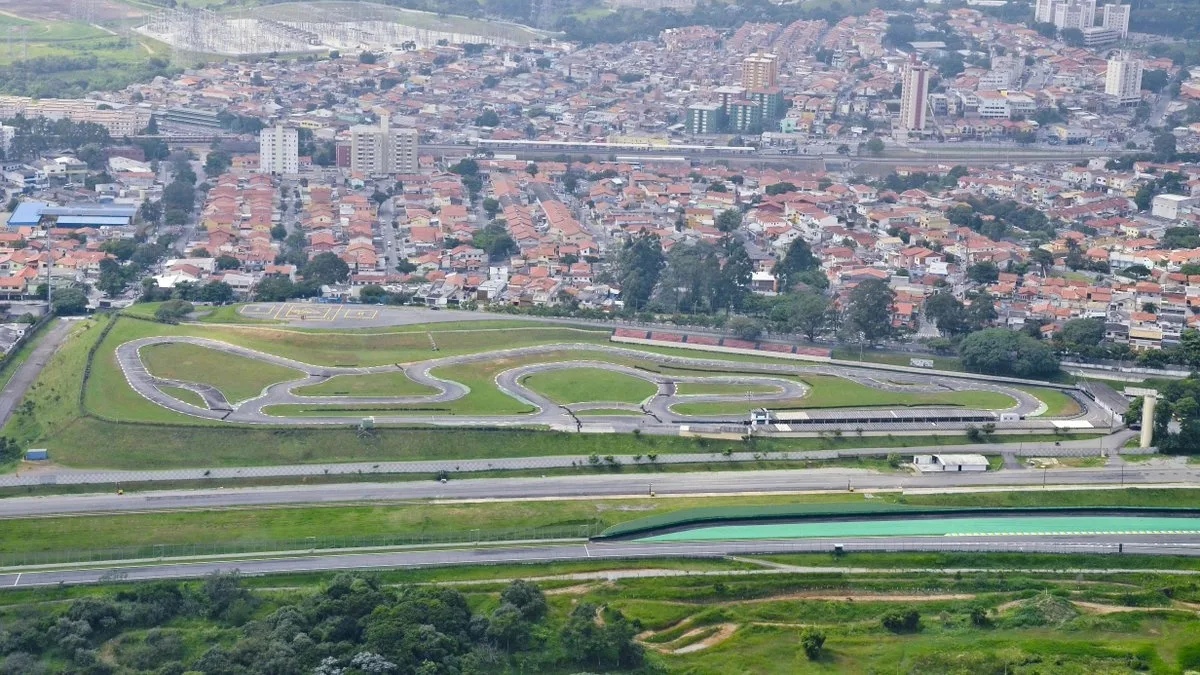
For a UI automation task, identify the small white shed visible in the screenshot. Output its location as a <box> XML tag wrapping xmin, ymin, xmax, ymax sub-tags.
<box><xmin>913</xmin><ymin>453</ymin><xmax>989</xmax><ymax>473</ymax></box>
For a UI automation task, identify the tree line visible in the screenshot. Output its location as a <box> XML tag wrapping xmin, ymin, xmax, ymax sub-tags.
<box><xmin>0</xmin><ymin>572</ymin><xmax>646</xmax><ymax>674</ymax></box>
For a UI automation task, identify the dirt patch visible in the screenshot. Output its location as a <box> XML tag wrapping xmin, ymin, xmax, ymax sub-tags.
<box><xmin>673</xmin><ymin>623</ymin><xmax>738</xmax><ymax>654</ymax></box>
<box><xmin>545</xmin><ymin>583</ymin><xmax>597</xmax><ymax>596</ymax></box>
<box><xmin>724</xmin><ymin>592</ymin><xmax>976</xmax><ymax>605</ymax></box>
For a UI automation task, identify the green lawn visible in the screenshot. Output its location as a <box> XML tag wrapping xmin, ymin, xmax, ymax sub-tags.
<box><xmin>522</xmin><ymin>367</ymin><xmax>658</xmax><ymax>405</ymax></box>
<box><xmin>157</xmin><ymin>386</ymin><xmax>207</xmax><ymax>409</ymax></box>
<box><xmin>1017</xmin><ymin>386</ymin><xmax>1083</xmax><ymax>417</ymax></box>
<box><xmin>672</xmin><ymin>374</ymin><xmax>1016</xmax><ymax>416</ymax></box>
<box><xmin>674</xmin><ymin>382</ymin><xmax>784</xmax><ymax>396</ymax></box>
<box><xmin>576</xmin><ymin>408</ymin><xmax>643</xmax><ymax>416</ymax></box>
<box><xmin>140</xmin><ymin>342</ymin><xmax>304</xmax><ymax>403</ymax></box>
<box><xmin>293</xmin><ymin>371</ymin><xmax>437</xmax><ymax>397</ymax></box>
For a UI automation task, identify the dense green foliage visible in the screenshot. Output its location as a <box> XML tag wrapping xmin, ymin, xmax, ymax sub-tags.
<box><xmin>0</xmin><ymin>572</ymin><xmax>642</xmax><ymax>674</ymax></box>
<box><xmin>0</xmin><ymin>55</ymin><xmax>176</xmax><ymax>98</ymax></box>
<box><xmin>959</xmin><ymin>328</ymin><xmax>1060</xmax><ymax>378</ymax></box>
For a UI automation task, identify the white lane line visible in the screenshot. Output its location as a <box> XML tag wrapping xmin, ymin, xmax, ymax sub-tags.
<box><xmin>584</xmin><ymin>544</ymin><xmax>591</xmax><ymax>558</ymax></box>
<box><xmin>12</xmin><ymin>573</ymin><xmax>19</xmax><ymax>587</ymax></box>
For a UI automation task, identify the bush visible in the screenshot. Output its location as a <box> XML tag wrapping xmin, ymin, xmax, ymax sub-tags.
<box><xmin>154</xmin><ymin>300</ymin><xmax>194</xmax><ymax>324</ymax></box>
<box><xmin>881</xmin><ymin>609</ymin><xmax>921</xmax><ymax>633</ymax></box>
<box><xmin>800</xmin><ymin>627</ymin><xmax>826</xmax><ymax>659</ymax></box>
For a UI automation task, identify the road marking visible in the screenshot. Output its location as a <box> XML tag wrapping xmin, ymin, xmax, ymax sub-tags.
<box><xmin>12</xmin><ymin>573</ymin><xmax>19</xmax><ymax>587</ymax></box>
<box><xmin>271</xmin><ymin>303</ymin><xmax>287</xmax><ymax>320</ymax></box>
<box><xmin>584</xmin><ymin>545</ymin><xmax>591</xmax><ymax>558</ymax></box>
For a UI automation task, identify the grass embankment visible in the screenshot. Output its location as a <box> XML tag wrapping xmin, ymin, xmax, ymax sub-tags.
<box><xmin>7</xmin><ymin>488</ymin><xmax>1196</xmax><ymax>559</ymax></box>
<box><xmin>522</xmin><ymin>367</ymin><xmax>658</xmax><ymax>405</ymax></box>
<box><xmin>293</xmin><ymin>371</ymin><xmax>437</xmax><ymax>397</ymax></box>
<box><xmin>675</xmin><ymin>382</ymin><xmax>784</xmax><ymax>396</ymax></box>
<box><xmin>156</xmin><ymin>386</ymin><xmax>207</xmax><ymax>409</ymax></box>
<box><xmin>140</xmin><ymin>342</ymin><xmax>304</xmax><ymax>403</ymax></box>
<box><xmin>1017</xmin><ymin>386</ymin><xmax>1083</xmax><ymax>417</ymax></box>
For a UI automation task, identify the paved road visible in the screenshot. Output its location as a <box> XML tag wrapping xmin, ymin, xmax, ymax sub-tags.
<box><xmin>1</xmin><ymin>535</ymin><xmax>1195</xmax><ymax>587</ymax></box>
<box><xmin>0</xmin><ymin>319</ymin><xmax>71</xmax><ymax>429</ymax></box>
<box><xmin>1</xmin><ymin>462</ymin><xmax>1190</xmax><ymax>517</ymax></box>
<box><xmin>113</xmin><ymin>336</ymin><xmax>1096</xmax><ymax>434</ymax></box>
<box><xmin>0</xmin><ymin>430</ymin><xmax>1136</xmax><ymax>489</ymax></box>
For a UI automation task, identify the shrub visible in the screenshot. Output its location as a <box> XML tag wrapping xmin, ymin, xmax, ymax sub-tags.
<box><xmin>800</xmin><ymin>627</ymin><xmax>826</xmax><ymax>659</ymax></box>
<box><xmin>881</xmin><ymin>609</ymin><xmax>921</xmax><ymax>633</ymax></box>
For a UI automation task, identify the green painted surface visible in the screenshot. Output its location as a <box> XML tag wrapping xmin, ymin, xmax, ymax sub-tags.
<box><xmin>637</xmin><ymin>516</ymin><xmax>1200</xmax><ymax>542</ymax></box>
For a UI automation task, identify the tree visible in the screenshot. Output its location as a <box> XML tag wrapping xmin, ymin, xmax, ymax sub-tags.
<box><xmin>164</xmin><ymin>209</ymin><xmax>188</xmax><ymax>226</ymax></box>
<box><xmin>359</xmin><ymin>284</ymin><xmax>387</xmax><ymax>303</ymax></box>
<box><xmin>965</xmin><ymin>291</ymin><xmax>997</xmax><ymax>331</ymax></box>
<box><xmin>154</xmin><ymin>299</ymin><xmax>194</xmax><ymax>324</ymax></box>
<box><xmin>1154</xmin><ymin>132</ymin><xmax>1178</xmax><ymax>162</ymax></box>
<box><xmin>716</xmin><ymin>240</ymin><xmax>753</xmax><ymax>311</ymax></box>
<box><xmin>96</xmin><ymin>258</ymin><xmax>128</xmax><ymax>298</ymax></box>
<box><xmin>198</xmin><ymin>281</ymin><xmax>233</xmax><ymax>304</ymax></box>
<box><xmin>1056</xmin><ymin>317</ymin><xmax>1105</xmax><ymax>352</ymax></box>
<box><xmin>499</xmin><ymin>580</ymin><xmax>547</xmax><ymax>621</ymax></box>
<box><xmin>561</xmin><ymin>603</ymin><xmax>643</xmax><ymax>670</ymax></box>
<box><xmin>773</xmin><ymin>237</ymin><xmax>817</xmax><ymax>293</ymax></box>
<box><xmin>162</xmin><ymin>180</ymin><xmax>195</xmax><ymax>213</ymax></box>
<box><xmin>203</xmin><ymin>150</ymin><xmax>231</xmax><ymax>177</ymax></box>
<box><xmin>923</xmin><ymin>291</ymin><xmax>968</xmax><ymax>336</ymax></box>
<box><xmin>214</xmin><ymin>255</ymin><xmax>240</xmax><ymax>271</ymax></box>
<box><xmin>881</xmin><ymin>608</ymin><xmax>921</xmax><ymax>633</ymax></box>
<box><xmin>959</xmin><ymin>328</ymin><xmax>1060</xmax><ymax>378</ymax></box>
<box><xmin>966</xmin><ymin>261</ymin><xmax>999</xmax><ymax>284</ymax></box>
<box><xmin>51</xmin><ymin>287</ymin><xmax>88</xmax><ymax>315</ymax></box>
<box><xmin>482</xmin><ymin>197</ymin><xmax>500</xmax><ymax>218</ymax></box>
<box><xmin>270</xmin><ymin>224</ymin><xmax>288</xmax><ymax>240</ymax></box>
<box><xmin>525</xmin><ymin>162</ymin><xmax>538</xmax><ymax>176</ymax></box>
<box><xmin>866</xmin><ymin>137</ymin><xmax>885</xmax><ymax>155</ymax></box>
<box><xmin>254</xmin><ymin>277</ymin><xmax>296</xmax><ymax>301</ymax></box>
<box><xmin>1121</xmin><ymin>263</ymin><xmax>1152</xmax><ymax>279</ymax></box>
<box><xmin>471</xmin><ymin>222</ymin><xmax>518</xmax><ymax>260</ymax></box>
<box><xmin>786</xmin><ymin>292</ymin><xmax>832</xmax><ymax>341</ymax></box>
<box><xmin>727</xmin><ymin>316</ymin><xmax>763</xmax><ymax>341</ymax></box>
<box><xmin>616</xmin><ymin>232</ymin><xmax>664</xmax><ymax>310</ymax></box>
<box><xmin>716</xmin><ymin>209</ymin><xmax>742</xmax><ymax>232</ymax></box>
<box><xmin>800</xmin><ymin>627</ymin><xmax>826</xmax><ymax>660</ymax></box>
<box><xmin>302</xmin><ymin>252</ymin><xmax>350</xmax><ymax>286</ymax></box>
<box><xmin>765</xmin><ymin>181</ymin><xmax>797</xmax><ymax>195</ymax></box>
<box><xmin>358</xmin><ymin>51</ymin><xmax>377</xmax><ymax>64</ymax></box>
<box><xmin>843</xmin><ymin>278</ymin><xmax>896</xmax><ymax>346</ymax></box>
<box><xmin>476</xmin><ymin>109</ymin><xmax>500</xmax><ymax>127</ymax></box>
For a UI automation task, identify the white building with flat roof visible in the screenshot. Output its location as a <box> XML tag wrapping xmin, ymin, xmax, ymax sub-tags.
<box><xmin>259</xmin><ymin>124</ymin><xmax>299</xmax><ymax>175</ymax></box>
<box><xmin>1105</xmin><ymin>52</ymin><xmax>1144</xmax><ymax>106</ymax></box>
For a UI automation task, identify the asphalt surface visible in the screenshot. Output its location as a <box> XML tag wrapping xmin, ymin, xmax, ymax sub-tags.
<box><xmin>2</xmin><ymin>463</ymin><xmax>1193</xmax><ymax>517</ymax></box>
<box><xmin>115</xmin><ymin>336</ymin><xmax>1094</xmax><ymax>434</ymax></box>
<box><xmin>2</xmin><ymin>535</ymin><xmax>1196</xmax><ymax>588</ymax></box>
<box><xmin>0</xmin><ymin>319</ymin><xmax>71</xmax><ymax>429</ymax></box>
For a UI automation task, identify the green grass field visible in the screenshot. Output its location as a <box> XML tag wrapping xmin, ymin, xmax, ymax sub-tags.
<box><xmin>157</xmin><ymin>385</ymin><xmax>207</xmax><ymax>409</ymax></box>
<box><xmin>522</xmin><ymin>367</ymin><xmax>658</xmax><ymax>405</ymax></box>
<box><xmin>675</xmin><ymin>382</ymin><xmax>784</xmax><ymax>396</ymax></box>
<box><xmin>141</xmin><ymin>342</ymin><xmax>304</xmax><ymax>403</ymax></box>
<box><xmin>576</xmin><ymin>408</ymin><xmax>643</xmax><ymax>416</ymax></box>
<box><xmin>0</xmin><ymin>319</ymin><xmax>51</xmax><ymax>391</ymax></box>
<box><xmin>1017</xmin><ymin>386</ymin><xmax>1083</xmax><ymax>417</ymax></box>
<box><xmin>293</xmin><ymin>371</ymin><xmax>437</xmax><ymax>397</ymax></box>
<box><xmin>671</xmin><ymin>375</ymin><xmax>1017</xmax><ymax>416</ymax></box>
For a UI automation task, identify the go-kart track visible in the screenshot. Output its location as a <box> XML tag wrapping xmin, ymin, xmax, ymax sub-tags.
<box><xmin>113</xmin><ymin>331</ymin><xmax>1108</xmax><ymax>435</ymax></box>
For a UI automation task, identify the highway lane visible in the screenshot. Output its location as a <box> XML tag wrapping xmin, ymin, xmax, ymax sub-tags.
<box><xmin>4</xmin><ymin>464</ymin><xmax>1198</xmax><ymax>517</ymax></box>
<box><xmin>0</xmin><ymin>319</ymin><xmax>71</xmax><ymax>430</ymax></box>
<box><xmin>2</xmin><ymin>535</ymin><xmax>1198</xmax><ymax>588</ymax></box>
